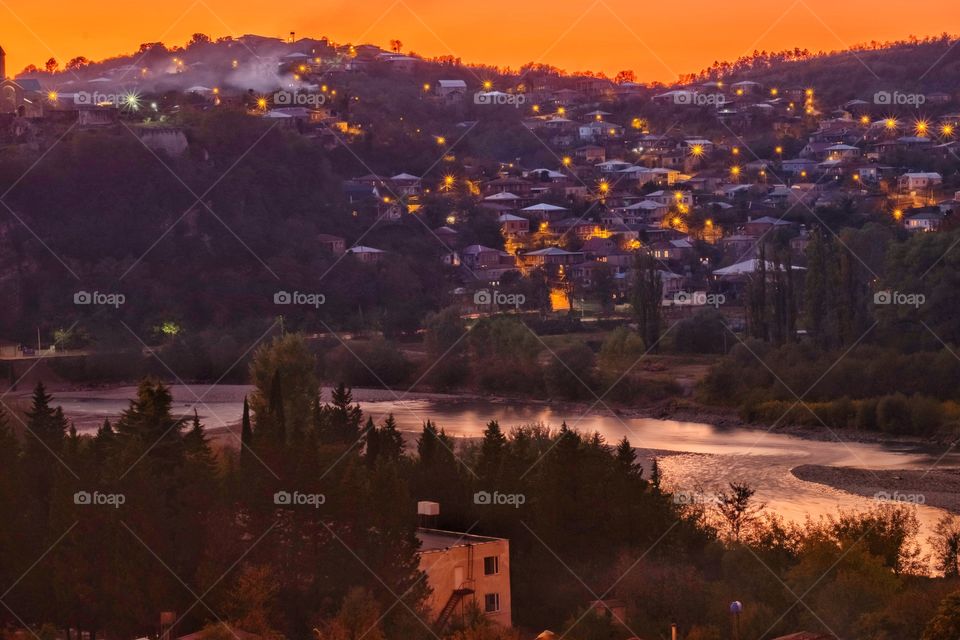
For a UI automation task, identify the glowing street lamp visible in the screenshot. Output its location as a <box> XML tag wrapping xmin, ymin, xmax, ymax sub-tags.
<box><xmin>483</xmin><ymin>80</ymin><xmax>493</xmax><ymax>90</ymax></box>
<box><xmin>690</xmin><ymin>144</ymin><xmax>704</xmax><ymax>157</ymax></box>
<box><xmin>860</xmin><ymin>115</ymin><xmax>871</xmax><ymax>125</ymax></box>
<box><xmin>775</xmin><ymin>146</ymin><xmax>783</xmax><ymax>155</ymax></box>
<box><xmin>915</xmin><ymin>119</ymin><xmax>930</xmax><ymax>136</ymax></box>
<box><xmin>562</xmin><ymin>156</ymin><xmax>573</xmax><ymax>167</ymax></box>
<box><xmin>597</xmin><ymin>180</ymin><xmax>610</xmax><ymax>195</ymax></box>
<box><xmin>256</xmin><ymin>96</ymin><xmax>268</xmax><ymax>110</ymax></box>
<box><xmin>436</xmin><ymin>136</ymin><xmax>447</xmax><ymax>145</ymax></box>
<box><xmin>893</xmin><ymin>208</ymin><xmax>904</xmax><ymax>221</ymax></box>
<box><xmin>885</xmin><ymin>117</ymin><xmax>898</xmax><ymax>131</ymax></box>
<box><xmin>942</xmin><ymin>123</ymin><xmax>956</xmax><ymax>138</ymax></box>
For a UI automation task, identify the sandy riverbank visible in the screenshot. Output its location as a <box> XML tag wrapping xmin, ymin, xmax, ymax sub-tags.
<box><xmin>792</xmin><ymin>464</ymin><xmax>960</xmax><ymax>514</ymax></box>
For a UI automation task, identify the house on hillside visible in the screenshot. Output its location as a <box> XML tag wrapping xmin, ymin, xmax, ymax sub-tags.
<box><xmin>347</xmin><ymin>245</ymin><xmax>386</xmax><ymax>263</ymax></box>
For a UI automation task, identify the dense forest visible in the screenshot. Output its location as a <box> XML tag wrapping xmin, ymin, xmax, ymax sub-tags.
<box><xmin>2</xmin><ymin>334</ymin><xmax>960</xmax><ymax>640</ymax></box>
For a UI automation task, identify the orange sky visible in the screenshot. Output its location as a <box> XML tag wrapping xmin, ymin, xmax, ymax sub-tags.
<box><xmin>1</xmin><ymin>0</ymin><xmax>957</xmax><ymax>81</ymax></box>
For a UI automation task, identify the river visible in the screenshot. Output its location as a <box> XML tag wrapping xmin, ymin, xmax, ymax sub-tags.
<box><xmin>43</xmin><ymin>384</ymin><xmax>960</xmax><ymax>549</ymax></box>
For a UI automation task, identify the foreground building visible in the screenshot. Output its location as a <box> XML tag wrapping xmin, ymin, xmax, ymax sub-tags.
<box><xmin>416</xmin><ymin>502</ymin><xmax>512</xmax><ymax>630</ymax></box>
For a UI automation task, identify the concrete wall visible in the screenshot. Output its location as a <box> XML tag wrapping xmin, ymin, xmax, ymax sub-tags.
<box><xmin>418</xmin><ymin>538</ymin><xmax>512</xmax><ymax>628</ymax></box>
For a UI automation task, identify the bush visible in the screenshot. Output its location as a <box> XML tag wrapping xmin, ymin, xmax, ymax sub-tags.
<box><xmin>544</xmin><ymin>343</ymin><xmax>596</xmax><ymax>400</ymax></box>
<box><xmin>877</xmin><ymin>393</ymin><xmax>912</xmax><ymax>434</ymax></box>
<box><xmin>323</xmin><ymin>339</ymin><xmax>412</xmax><ymax>387</ymax></box>
<box><xmin>673</xmin><ymin>309</ymin><xmax>729</xmax><ymax>354</ymax></box>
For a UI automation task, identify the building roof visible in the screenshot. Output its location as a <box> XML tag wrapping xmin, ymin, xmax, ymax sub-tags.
<box><xmin>416</xmin><ymin>528</ymin><xmax>503</xmax><ymax>552</ymax></box>
<box><xmin>523</xmin><ymin>247</ymin><xmax>583</xmax><ymax>256</ymax></box>
<box><xmin>713</xmin><ymin>259</ymin><xmax>806</xmax><ymax>277</ymax></box>
<box><xmin>521</xmin><ymin>203</ymin><xmax>568</xmax><ymax>212</ymax></box>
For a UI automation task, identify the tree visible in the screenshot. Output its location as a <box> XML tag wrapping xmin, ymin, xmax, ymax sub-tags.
<box><xmin>923</xmin><ymin>590</ymin><xmax>960</xmax><ymax>640</ymax></box>
<box><xmin>631</xmin><ymin>254</ymin><xmax>663</xmax><ymax>352</ymax></box>
<box><xmin>422</xmin><ymin>306</ymin><xmax>468</xmax><ymax>389</ymax></box>
<box><xmin>478</xmin><ymin>420</ymin><xmax>507</xmax><ymax>482</ymax></box>
<box><xmin>389</xmin><ymin>39</ymin><xmax>403</xmax><ymax>54</ymax></box>
<box><xmin>44</xmin><ymin>57</ymin><xmax>58</xmax><ymax>73</ymax></box>
<box><xmin>544</xmin><ymin>343</ymin><xmax>595</xmax><ymax>401</ymax></box>
<box><xmin>65</xmin><ymin>56</ymin><xmax>89</xmax><ymax>70</ymax></box>
<box><xmin>249</xmin><ymin>334</ymin><xmax>317</xmax><ymax>442</ymax></box>
<box><xmin>715</xmin><ymin>482</ymin><xmax>763</xmax><ymax>541</ymax></box>
<box><xmin>593</xmin><ymin>264</ymin><xmax>615</xmax><ymax>315</ymax></box>
<box><xmin>931</xmin><ymin>514</ymin><xmax>960</xmax><ymax>577</ymax></box>
<box><xmin>240</xmin><ymin>396</ymin><xmax>253</xmax><ymax>469</ymax></box>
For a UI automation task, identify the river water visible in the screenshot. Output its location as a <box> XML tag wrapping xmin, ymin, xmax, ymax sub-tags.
<box><xmin>46</xmin><ymin>384</ymin><xmax>960</xmax><ymax>549</ymax></box>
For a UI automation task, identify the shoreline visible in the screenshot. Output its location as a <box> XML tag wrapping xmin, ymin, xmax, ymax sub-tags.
<box><xmin>791</xmin><ymin>464</ymin><xmax>960</xmax><ymax>515</ymax></box>
<box><xmin>10</xmin><ymin>380</ymin><xmax>956</xmax><ymax>452</ymax></box>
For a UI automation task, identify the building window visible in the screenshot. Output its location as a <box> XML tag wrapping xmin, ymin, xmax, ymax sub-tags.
<box><xmin>484</xmin><ymin>593</ymin><xmax>501</xmax><ymax>613</ymax></box>
<box><xmin>483</xmin><ymin>556</ymin><xmax>499</xmax><ymax>575</ymax></box>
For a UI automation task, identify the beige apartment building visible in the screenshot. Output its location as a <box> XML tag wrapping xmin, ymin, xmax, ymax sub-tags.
<box><xmin>415</xmin><ymin>507</ymin><xmax>512</xmax><ymax>630</ymax></box>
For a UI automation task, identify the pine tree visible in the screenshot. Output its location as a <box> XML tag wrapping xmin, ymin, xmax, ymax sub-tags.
<box><xmin>267</xmin><ymin>369</ymin><xmax>286</xmax><ymax>445</ymax></box>
<box><xmin>330</xmin><ymin>383</ymin><xmax>362</xmax><ymax>443</ymax></box>
<box><xmin>478</xmin><ymin>420</ymin><xmax>507</xmax><ymax>482</ymax></box>
<box><xmin>615</xmin><ymin>436</ymin><xmax>639</xmax><ymax>476</ymax></box>
<box><xmin>240</xmin><ymin>396</ymin><xmax>253</xmax><ymax>468</ymax></box>
<box><xmin>363</xmin><ymin>417</ymin><xmax>380</xmax><ymax>466</ymax></box>
<box><xmin>650</xmin><ymin>457</ymin><xmax>662</xmax><ymax>490</ymax></box>
<box><xmin>378</xmin><ymin>414</ymin><xmax>404</xmax><ymax>463</ymax></box>
<box><xmin>631</xmin><ymin>253</ymin><xmax>664</xmax><ymax>351</ymax></box>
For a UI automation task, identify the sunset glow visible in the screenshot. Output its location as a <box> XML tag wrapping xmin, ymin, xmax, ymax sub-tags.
<box><xmin>2</xmin><ymin>0</ymin><xmax>958</xmax><ymax>80</ymax></box>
